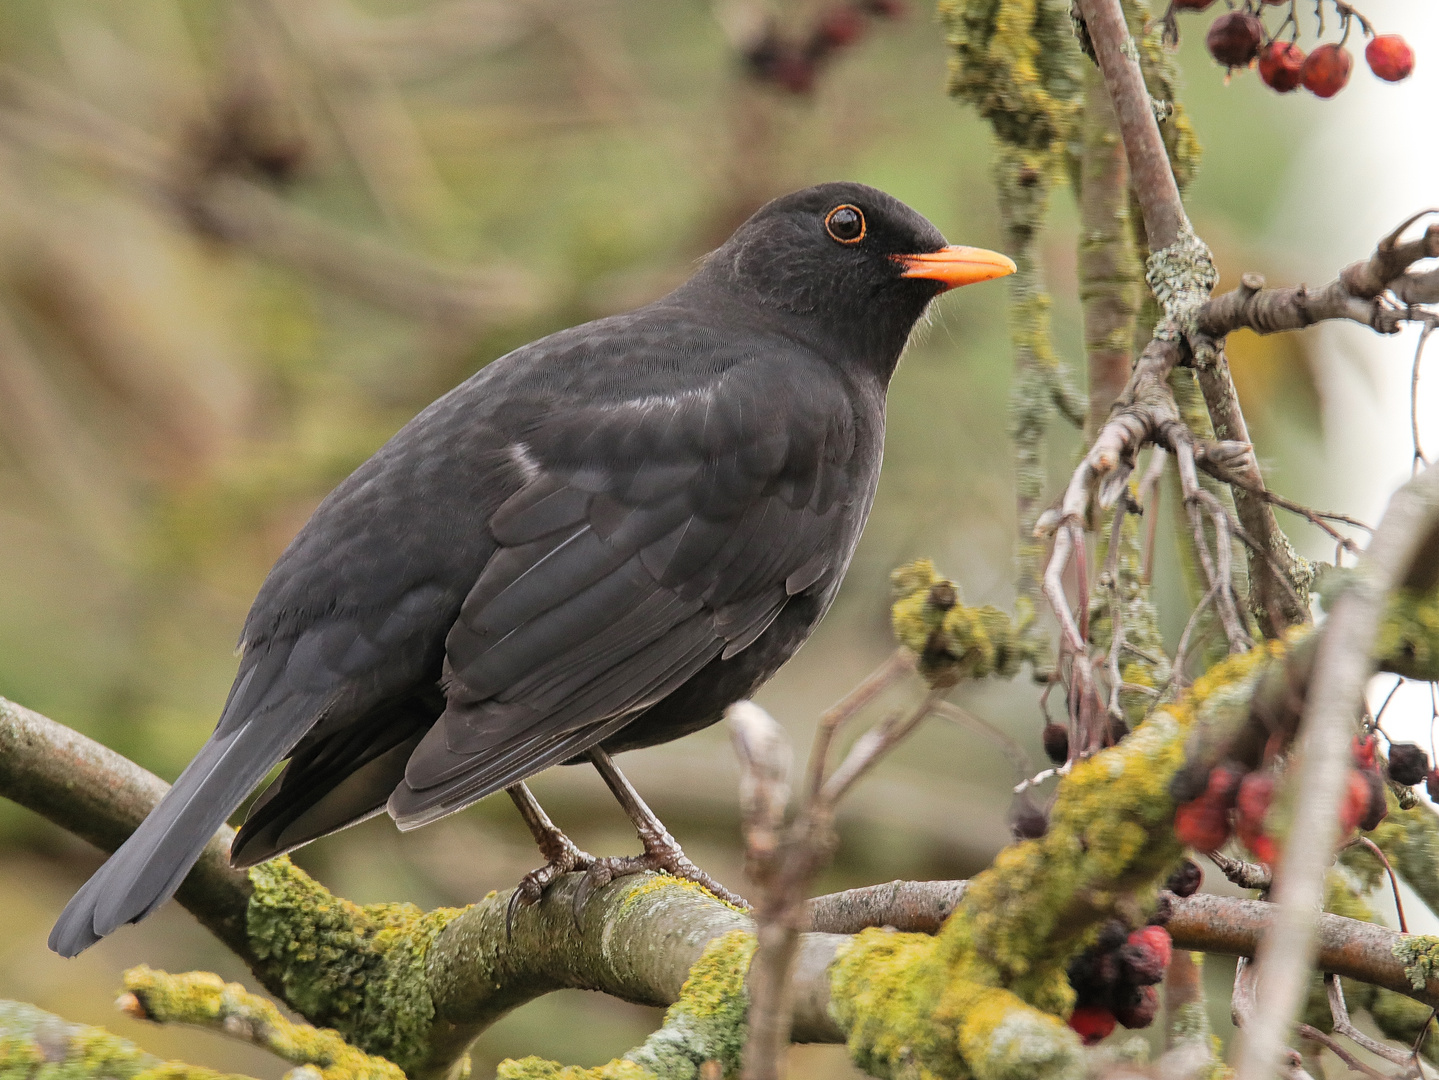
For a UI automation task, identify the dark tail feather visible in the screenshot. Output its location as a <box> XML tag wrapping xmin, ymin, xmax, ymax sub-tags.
<box><xmin>48</xmin><ymin>708</ymin><xmax>308</xmax><ymax>958</ymax></box>
<box><xmin>230</xmin><ymin>691</ymin><xmax>441</xmax><ymax>867</ymax></box>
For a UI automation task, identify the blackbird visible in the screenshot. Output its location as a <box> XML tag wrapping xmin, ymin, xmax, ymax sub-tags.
<box><xmin>50</xmin><ymin>181</ymin><xmax>1013</xmax><ymax>956</ymax></box>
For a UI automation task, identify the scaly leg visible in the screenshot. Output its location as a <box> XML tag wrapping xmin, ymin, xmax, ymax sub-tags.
<box><xmin>506</xmin><ymin>782</ymin><xmax>595</xmax><ymax>932</ymax></box>
<box><xmin>577</xmin><ymin>748</ymin><xmax>750</xmax><ymax>911</ymax></box>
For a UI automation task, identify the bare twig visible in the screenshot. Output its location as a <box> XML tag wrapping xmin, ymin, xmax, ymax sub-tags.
<box><xmin>933</xmin><ymin>701</ymin><xmax>1031</xmax><ymax>778</ymax></box>
<box><xmin>1294</xmin><ymin>1023</ymin><xmax>1392</xmax><ymax>1080</ymax></box>
<box><xmin>1350</xmin><ymin>836</ymin><xmax>1409</xmax><ymax>933</ymax></box>
<box><xmin>733</xmin><ymin>675</ymin><xmax>945</xmax><ymax>1079</ymax></box>
<box><xmin>1327</xmin><ymin>974</ymin><xmax>1417</xmax><ymax>1068</ymax></box>
<box><xmin>804</xmin><ymin>649</ymin><xmax>912</xmax><ymax>802</ymax></box>
<box><xmin>1208</xmin><ymin>851</ymin><xmax>1273</xmax><ymax>892</ymax></box>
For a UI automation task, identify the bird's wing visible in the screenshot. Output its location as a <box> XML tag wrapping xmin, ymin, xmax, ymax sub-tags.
<box><xmin>390</xmin><ymin>352</ymin><xmax>861</xmax><ymax>826</ymax></box>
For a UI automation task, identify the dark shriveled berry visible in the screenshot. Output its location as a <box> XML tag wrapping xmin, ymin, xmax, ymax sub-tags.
<box><xmin>1171</xmin><ymin>0</ymin><xmax>1217</xmax><ymax>9</ymax></box>
<box><xmin>1259</xmin><ymin>40</ymin><xmax>1306</xmax><ymax>92</ymax></box>
<box><xmin>1206</xmin><ymin>12</ymin><xmax>1263</xmax><ymax>69</ymax></box>
<box><xmin>1427</xmin><ymin>768</ymin><xmax>1439</xmax><ymax>802</ymax></box>
<box><xmin>1388</xmin><ymin>743</ymin><xmax>1430</xmax><ymax>786</ymax></box>
<box><xmin>1114</xmin><ymin>984</ymin><xmax>1160</xmax><ymax>1029</ymax></box>
<box><xmin>1010</xmin><ymin>794</ymin><xmax>1049</xmax><ymax>840</ymax></box>
<box><xmin>1166</xmin><ymin>858</ymin><xmax>1203</xmax><ymax>898</ymax></box>
<box><xmin>1359</xmin><ymin>769</ymin><xmax>1389</xmax><ymax>831</ymax></box>
<box><xmin>1042</xmin><ymin>722</ymin><xmax>1070</xmax><ymax>765</ymax></box>
<box><xmin>1366</xmin><ymin>35</ymin><xmax>1415</xmax><ymax>82</ymax></box>
<box><xmin>1303</xmin><ymin>43</ymin><xmax>1353</xmax><ymax>98</ymax></box>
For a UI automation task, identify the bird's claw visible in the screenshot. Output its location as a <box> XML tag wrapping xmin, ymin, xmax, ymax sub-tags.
<box><xmin>570</xmin><ymin>842</ymin><xmax>749</xmax><ymax>924</ymax></box>
<box><xmin>506</xmin><ymin>842</ymin><xmax>595</xmax><ymax>940</ymax></box>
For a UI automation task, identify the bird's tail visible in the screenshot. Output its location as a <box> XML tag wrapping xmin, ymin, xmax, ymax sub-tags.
<box><xmin>48</xmin><ymin>696</ymin><xmax>309</xmax><ymax>958</ymax></box>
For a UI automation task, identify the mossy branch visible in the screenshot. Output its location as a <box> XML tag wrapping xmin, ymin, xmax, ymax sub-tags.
<box><xmin>118</xmin><ymin>967</ymin><xmax>403</xmax><ymax>1080</ymax></box>
<box><xmin>0</xmin><ymin>999</ymin><xmax>255</xmax><ymax>1080</ymax></box>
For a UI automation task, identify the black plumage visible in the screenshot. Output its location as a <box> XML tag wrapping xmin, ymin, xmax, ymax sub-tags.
<box><xmin>50</xmin><ymin>182</ymin><xmax>1013</xmax><ymax>957</ymax></box>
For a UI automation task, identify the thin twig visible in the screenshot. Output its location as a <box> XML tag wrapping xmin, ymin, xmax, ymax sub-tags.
<box><xmin>1349</xmin><ymin>836</ymin><xmax>1409</xmax><ymax>933</ymax></box>
<box><xmin>1327</xmin><ymin>974</ymin><xmax>1417</xmax><ymax>1068</ymax></box>
<box><xmin>933</xmin><ymin>701</ymin><xmax>1032</xmax><ymax>778</ymax></box>
<box><xmin>803</xmin><ymin>649</ymin><xmax>912</xmax><ymax>803</ymax></box>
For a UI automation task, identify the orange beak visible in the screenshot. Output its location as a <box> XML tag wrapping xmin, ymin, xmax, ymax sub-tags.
<box><xmin>892</xmin><ymin>246</ymin><xmax>1017</xmax><ymax>290</ymax></box>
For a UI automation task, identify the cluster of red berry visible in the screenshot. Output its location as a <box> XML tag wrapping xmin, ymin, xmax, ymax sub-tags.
<box><xmin>1172</xmin><ymin>0</ymin><xmax>1414</xmax><ymax>97</ymax></box>
<box><xmin>1067</xmin><ymin>920</ymin><xmax>1174</xmax><ymax>1044</ymax></box>
<box><xmin>1173</xmin><ymin>734</ymin><xmax>1431</xmax><ymax>862</ymax></box>
<box><xmin>743</xmin><ymin>0</ymin><xmax>907</xmax><ymax>94</ymax></box>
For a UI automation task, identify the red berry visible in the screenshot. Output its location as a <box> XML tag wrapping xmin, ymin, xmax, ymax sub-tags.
<box><xmin>1128</xmin><ymin>926</ymin><xmax>1173</xmax><ymax>970</ymax></box>
<box><xmin>1341</xmin><ymin>770</ymin><xmax>1371</xmax><ymax>833</ymax></box>
<box><xmin>1171</xmin><ymin>0</ymin><xmax>1216</xmax><ymax>9</ymax></box>
<box><xmin>1352</xmin><ymin>734</ymin><xmax>1378</xmax><ymax>768</ymax></box>
<box><xmin>1175</xmin><ymin>796</ymin><xmax>1230</xmax><ymax>852</ymax></box>
<box><xmin>1114</xmin><ymin>984</ymin><xmax>1160</xmax><ymax>1029</ymax></box>
<box><xmin>1366</xmin><ymin>35</ymin><xmax>1415</xmax><ymax>82</ymax></box>
<box><xmin>1303</xmin><ymin>43</ymin><xmax>1353</xmax><ymax>97</ymax></box>
<box><xmin>1207</xmin><ymin>12</ymin><xmax>1264</xmax><ymax>69</ymax></box>
<box><xmin>816</xmin><ymin>6</ymin><xmax>868</xmax><ymax>48</ymax></box>
<box><xmin>1235</xmin><ymin>772</ymin><xmax>1275</xmax><ymax>830</ymax></box>
<box><xmin>1259</xmin><ymin>41</ymin><xmax>1306</xmax><ymax>92</ymax></box>
<box><xmin>1069</xmin><ymin>1004</ymin><xmax>1117</xmax><ymax>1044</ymax></box>
<box><xmin>1360</xmin><ymin>769</ymin><xmax>1389</xmax><ymax>831</ymax></box>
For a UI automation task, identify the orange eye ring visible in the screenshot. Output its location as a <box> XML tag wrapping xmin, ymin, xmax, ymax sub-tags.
<box><xmin>824</xmin><ymin>204</ymin><xmax>866</xmax><ymax>244</ymax></box>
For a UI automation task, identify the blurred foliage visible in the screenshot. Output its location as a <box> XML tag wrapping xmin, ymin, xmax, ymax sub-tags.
<box><xmin>0</xmin><ymin>0</ymin><xmax>1332</xmax><ymax>1075</ymax></box>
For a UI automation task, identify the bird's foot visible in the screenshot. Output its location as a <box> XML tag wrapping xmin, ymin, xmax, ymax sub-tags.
<box><xmin>506</xmin><ymin>832</ymin><xmax>596</xmax><ymax>938</ymax></box>
<box><xmin>573</xmin><ymin>835</ymin><xmax>750</xmax><ymax>916</ymax></box>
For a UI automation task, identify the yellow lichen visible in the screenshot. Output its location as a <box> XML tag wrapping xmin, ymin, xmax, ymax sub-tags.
<box><xmin>619</xmin><ymin>873</ymin><xmax>744</xmax><ymax>916</ymax></box>
<box><xmin>828</xmin><ymin>643</ymin><xmax>1288</xmax><ymax>1078</ymax></box>
<box><xmin>1393</xmin><ymin>936</ymin><xmax>1439</xmax><ymax>992</ymax></box>
<box><xmin>891</xmin><ymin>561</ymin><xmax>1043</xmax><ymax>687</ymax></box>
<box><xmin>498</xmin><ymin>931</ymin><xmax>756</xmax><ymax>1080</ymax></box>
<box><xmin>245</xmin><ymin>856</ymin><xmax>460</xmax><ymax>1074</ymax></box>
<box><xmin>1375</xmin><ymin>587</ymin><xmax>1439</xmax><ymax>680</ymax></box>
<box><xmin>122</xmin><ymin>967</ymin><xmax>403</xmax><ymax>1080</ymax></box>
<box><xmin>0</xmin><ymin>1000</ymin><xmax>248</xmax><ymax>1080</ymax></box>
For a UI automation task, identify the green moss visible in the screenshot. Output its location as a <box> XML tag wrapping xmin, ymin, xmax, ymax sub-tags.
<box><xmin>891</xmin><ymin>560</ymin><xmax>1044</xmax><ymax>687</ymax></box>
<box><xmin>499</xmin><ymin>931</ymin><xmax>756</xmax><ymax>1080</ymax></box>
<box><xmin>122</xmin><ymin>968</ymin><xmax>403</xmax><ymax>1080</ymax></box>
<box><xmin>246</xmin><ymin>857</ymin><xmax>461</xmax><ymax>1074</ymax></box>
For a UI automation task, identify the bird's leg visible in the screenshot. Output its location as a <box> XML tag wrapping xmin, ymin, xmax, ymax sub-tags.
<box><xmin>506</xmin><ymin>782</ymin><xmax>594</xmax><ymax>929</ymax></box>
<box><xmin>578</xmin><ymin>748</ymin><xmax>750</xmax><ymax>911</ymax></box>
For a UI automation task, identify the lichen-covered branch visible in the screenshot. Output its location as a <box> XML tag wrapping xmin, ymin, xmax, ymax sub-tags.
<box><xmin>119</xmin><ymin>966</ymin><xmax>404</xmax><ymax>1080</ymax></box>
<box><xmin>10</xmin><ymin>556</ymin><xmax>1439</xmax><ymax>1080</ymax></box>
<box><xmin>939</xmin><ymin>0</ymin><xmax>1084</xmax><ymax>662</ymax></box>
<box><xmin>0</xmin><ymin>1000</ymin><xmax>255</xmax><ymax>1080</ymax></box>
<box><xmin>1076</xmin><ymin>62</ymin><xmax>1139</xmax><ymax>438</ymax></box>
<box><xmin>0</xmin><ymin>697</ymin><xmax>253</xmax><ymax>957</ymax></box>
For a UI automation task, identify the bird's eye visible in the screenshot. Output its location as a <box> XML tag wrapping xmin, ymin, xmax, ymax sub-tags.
<box><xmin>824</xmin><ymin>205</ymin><xmax>865</xmax><ymax>244</ymax></box>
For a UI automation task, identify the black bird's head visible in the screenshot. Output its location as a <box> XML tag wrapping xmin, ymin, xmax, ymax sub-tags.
<box><xmin>693</xmin><ymin>181</ymin><xmax>1015</xmax><ymax>374</ymax></box>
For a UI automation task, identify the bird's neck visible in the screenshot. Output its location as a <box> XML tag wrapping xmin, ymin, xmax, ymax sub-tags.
<box><xmin>670</xmin><ymin>269</ymin><xmax>920</xmax><ymax>387</ymax></box>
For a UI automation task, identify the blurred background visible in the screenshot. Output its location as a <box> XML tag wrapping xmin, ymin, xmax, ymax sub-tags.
<box><xmin>0</xmin><ymin>0</ymin><xmax>1432</xmax><ymax>1076</ymax></box>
